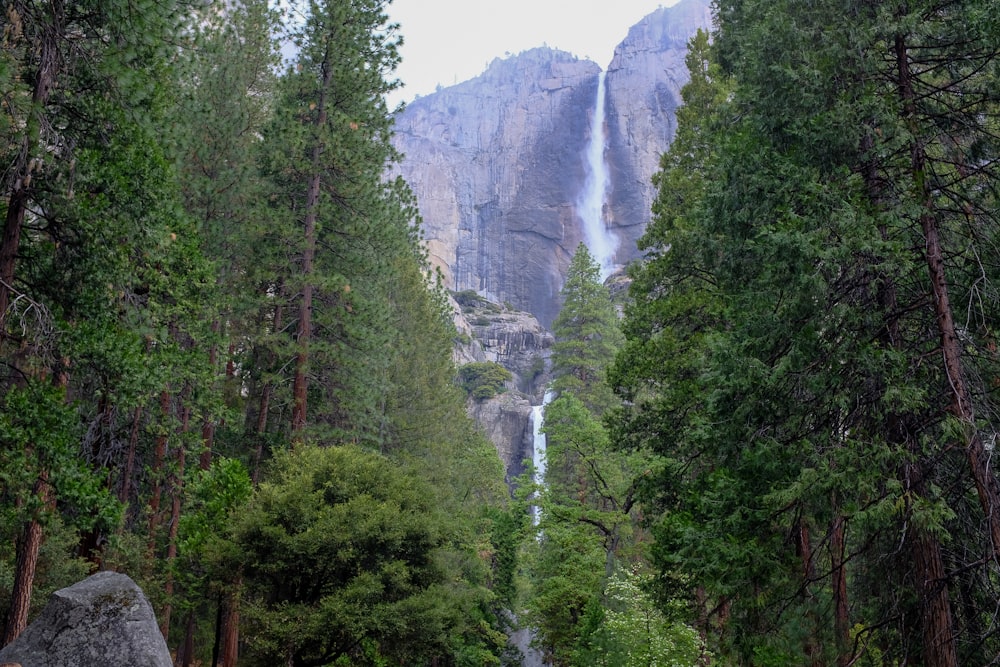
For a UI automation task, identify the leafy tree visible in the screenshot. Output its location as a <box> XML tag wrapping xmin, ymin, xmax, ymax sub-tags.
<box><xmin>227</xmin><ymin>444</ymin><xmax>492</xmax><ymax>666</ymax></box>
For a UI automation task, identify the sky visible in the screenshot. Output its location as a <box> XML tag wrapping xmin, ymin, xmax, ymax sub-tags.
<box><xmin>385</xmin><ymin>0</ymin><xmax>679</xmax><ymax>107</ymax></box>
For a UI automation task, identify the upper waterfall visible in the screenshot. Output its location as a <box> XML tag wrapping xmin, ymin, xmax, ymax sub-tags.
<box><xmin>578</xmin><ymin>71</ymin><xmax>618</xmax><ymax>280</ymax></box>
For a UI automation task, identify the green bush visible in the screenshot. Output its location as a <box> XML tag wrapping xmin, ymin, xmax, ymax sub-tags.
<box><xmin>457</xmin><ymin>362</ymin><xmax>512</xmax><ymax>400</ymax></box>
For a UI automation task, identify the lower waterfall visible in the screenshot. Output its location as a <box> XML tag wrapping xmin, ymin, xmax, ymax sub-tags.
<box><xmin>531</xmin><ymin>391</ymin><xmax>554</xmax><ymax>525</ymax></box>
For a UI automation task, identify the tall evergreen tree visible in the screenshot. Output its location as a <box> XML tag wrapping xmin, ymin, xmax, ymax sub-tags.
<box><xmin>528</xmin><ymin>244</ymin><xmax>689</xmax><ymax>665</ymax></box>
<box><xmin>613</xmin><ymin>4</ymin><xmax>1000</xmax><ymax>665</ymax></box>
<box><xmin>0</xmin><ymin>0</ymin><xmax>204</xmax><ymax>644</ymax></box>
<box><xmin>551</xmin><ymin>243</ymin><xmax>625</xmax><ymax>415</ymax></box>
<box><xmin>256</xmin><ymin>0</ymin><xmax>408</xmax><ymax>444</ymax></box>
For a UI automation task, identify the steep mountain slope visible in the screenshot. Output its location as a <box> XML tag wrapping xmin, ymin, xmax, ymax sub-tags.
<box><xmin>392</xmin><ymin>0</ymin><xmax>711</xmax><ymax>326</ymax></box>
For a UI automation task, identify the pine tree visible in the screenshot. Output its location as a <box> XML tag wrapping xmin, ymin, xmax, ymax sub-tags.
<box><xmin>0</xmin><ymin>0</ymin><xmax>201</xmax><ymax>644</ymax></box>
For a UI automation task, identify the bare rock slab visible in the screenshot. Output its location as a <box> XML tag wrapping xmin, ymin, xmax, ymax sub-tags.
<box><xmin>0</xmin><ymin>571</ymin><xmax>171</xmax><ymax>667</ymax></box>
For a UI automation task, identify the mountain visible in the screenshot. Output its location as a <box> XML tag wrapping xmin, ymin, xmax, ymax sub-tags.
<box><xmin>392</xmin><ymin>0</ymin><xmax>712</xmax><ymax>326</ymax></box>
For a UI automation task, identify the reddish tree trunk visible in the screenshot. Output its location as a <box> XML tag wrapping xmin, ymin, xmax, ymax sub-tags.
<box><xmin>894</xmin><ymin>33</ymin><xmax>1000</xmax><ymax>559</ymax></box>
<box><xmin>178</xmin><ymin>609</ymin><xmax>196</xmax><ymax>667</ymax></box>
<box><xmin>119</xmin><ymin>405</ymin><xmax>143</xmax><ymax>505</ymax></box>
<box><xmin>830</xmin><ymin>514</ymin><xmax>850</xmax><ymax>667</ymax></box>
<box><xmin>911</xmin><ymin>519</ymin><xmax>958</xmax><ymax>667</ymax></box>
<box><xmin>147</xmin><ymin>389</ymin><xmax>172</xmax><ymax>558</ymax></box>
<box><xmin>219</xmin><ymin>577</ymin><xmax>242</xmax><ymax>667</ymax></box>
<box><xmin>2</xmin><ymin>471</ymin><xmax>51</xmax><ymax>647</ymax></box>
<box><xmin>290</xmin><ymin>58</ymin><xmax>332</xmax><ymax>436</ymax></box>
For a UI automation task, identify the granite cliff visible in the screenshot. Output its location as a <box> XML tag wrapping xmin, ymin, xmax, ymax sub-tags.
<box><xmin>451</xmin><ymin>292</ymin><xmax>552</xmax><ymax>483</ymax></box>
<box><xmin>393</xmin><ymin>0</ymin><xmax>711</xmax><ymax>327</ymax></box>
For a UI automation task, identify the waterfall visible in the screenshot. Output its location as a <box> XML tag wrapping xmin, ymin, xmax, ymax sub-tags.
<box><xmin>531</xmin><ymin>391</ymin><xmax>555</xmax><ymax>525</ymax></box>
<box><xmin>578</xmin><ymin>71</ymin><xmax>618</xmax><ymax>279</ymax></box>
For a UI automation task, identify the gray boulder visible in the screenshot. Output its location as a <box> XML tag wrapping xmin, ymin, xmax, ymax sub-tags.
<box><xmin>0</xmin><ymin>571</ymin><xmax>171</xmax><ymax>667</ymax></box>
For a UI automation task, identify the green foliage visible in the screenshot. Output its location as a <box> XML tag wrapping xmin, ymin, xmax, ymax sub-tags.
<box><xmin>0</xmin><ymin>382</ymin><xmax>122</xmax><ymax>631</ymax></box>
<box><xmin>0</xmin><ymin>0</ymin><xmax>512</xmax><ymax>662</ymax></box>
<box><xmin>614</xmin><ymin>3</ymin><xmax>1000</xmax><ymax>664</ymax></box>
<box><xmin>0</xmin><ymin>384</ymin><xmax>123</xmax><ymax>534</ymax></box>
<box><xmin>551</xmin><ymin>244</ymin><xmax>624</xmax><ymax>415</ymax></box>
<box><xmin>230</xmin><ymin>444</ymin><xmax>491</xmax><ymax>666</ymax></box>
<box><xmin>578</xmin><ymin>567</ymin><xmax>703</xmax><ymax>667</ymax></box>
<box><xmin>458</xmin><ymin>362</ymin><xmax>513</xmax><ymax>400</ymax></box>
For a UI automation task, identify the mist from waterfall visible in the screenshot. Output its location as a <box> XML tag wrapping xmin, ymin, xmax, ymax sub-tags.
<box><xmin>578</xmin><ymin>71</ymin><xmax>618</xmax><ymax>279</ymax></box>
<box><xmin>531</xmin><ymin>391</ymin><xmax>555</xmax><ymax>525</ymax></box>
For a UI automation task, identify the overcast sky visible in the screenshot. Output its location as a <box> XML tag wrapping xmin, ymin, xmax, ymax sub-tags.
<box><xmin>386</xmin><ymin>0</ymin><xmax>679</xmax><ymax>107</ymax></box>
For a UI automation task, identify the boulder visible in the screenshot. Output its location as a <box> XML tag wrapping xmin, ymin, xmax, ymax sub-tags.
<box><xmin>0</xmin><ymin>571</ymin><xmax>171</xmax><ymax>667</ymax></box>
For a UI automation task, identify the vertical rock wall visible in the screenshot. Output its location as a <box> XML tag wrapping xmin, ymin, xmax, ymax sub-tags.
<box><xmin>392</xmin><ymin>0</ymin><xmax>710</xmax><ymax>327</ymax></box>
<box><xmin>605</xmin><ymin>0</ymin><xmax>714</xmax><ymax>261</ymax></box>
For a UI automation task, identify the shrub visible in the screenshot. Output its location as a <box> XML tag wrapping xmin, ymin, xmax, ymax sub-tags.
<box><xmin>457</xmin><ymin>362</ymin><xmax>512</xmax><ymax>400</ymax></box>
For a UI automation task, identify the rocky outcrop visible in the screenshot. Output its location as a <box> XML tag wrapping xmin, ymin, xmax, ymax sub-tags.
<box><xmin>467</xmin><ymin>391</ymin><xmax>535</xmax><ymax>484</ymax></box>
<box><xmin>0</xmin><ymin>571</ymin><xmax>170</xmax><ymax>667</ymax></box>
<box><xmin>393</xmin><ymin>0</ymin><xmax>710</xmax><ymax>327</ymax></box>
<box><xmin>453</xmin><ymin>292</ymin><xmax>551</xmax><ymax>482</ymax></box>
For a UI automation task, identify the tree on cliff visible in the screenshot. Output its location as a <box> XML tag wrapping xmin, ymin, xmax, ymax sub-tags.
<box><xmin>613</xmin><ymin>5</ymin><xmax>1000</xmax><ymax>665</ymax></box>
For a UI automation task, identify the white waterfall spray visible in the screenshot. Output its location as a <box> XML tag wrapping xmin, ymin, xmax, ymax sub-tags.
<box><xmin>531</xmin><ymin>390</ymin><xmax>555</xmax><ymax>525</ymax></box>
<box><xmin>578</xmin><ymin>71</ymin><xmax>618</xmax><ymax>279</ymax></box>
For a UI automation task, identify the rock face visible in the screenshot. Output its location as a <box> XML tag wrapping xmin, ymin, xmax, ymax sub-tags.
<box><xmin>0</xmin><ymin>571</ymin><xmax>171</xmax><ymax>667</ymax></box>
<box><xmin>394</xmin><ymin>48</ymin><xmax>598</xmax><ymax>327</ymax></box>
<box><xmin>468</xmin><ymin>391</ymin><xmax>535</xmax><ymax>484</ymax></box>
<box><xmin>393</xmin><ymin>0</ymin><xmax>710</xmax><ymax>326</ymax></box>
<box><xmin>452</xmin><ymin>292</ymin><xmax>552</xmax><ymax>481</ymax></box>
<box><xmin>605</xmin><ymin>0</ymin><xmax>714</xmax><ymax>260</ymax></box>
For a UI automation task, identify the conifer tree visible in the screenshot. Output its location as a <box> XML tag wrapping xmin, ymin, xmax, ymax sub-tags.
<box><xmin>614</xmin><ymin>5</ymin><xmax>1000</xmax><ymax>665</ymax></box>
<box><xmin>529</xmin><ymin>243</ymin><xmax>681</xmax><ymax>665</ymax></box>
<box><xmin>0</xmin><ymin>0</ymin><xmax>201</xmax><ymax>644</ymax></box>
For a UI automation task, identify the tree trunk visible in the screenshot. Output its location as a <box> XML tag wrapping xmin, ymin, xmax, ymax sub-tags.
<box><xmin>160</xmin><ymin>399</ymin><xmax>190</xmax><ymax>640</ymax></box>
<box><xmin>894</xmin><ymin>32</ymin><xmax>1000</xmax><ymax>559</ymax></box>
<box><xmin>830</xmin><ymin>513</ymin><xmax>850</xmax><ymax>667</ymax></box>
<box><xmin>119</xmin><ymin>405</ymin><xmax>143</xmax><ymax>505</ymax></box>
<box><xmin>0</xmin><ymin>1</ymin><xmax>61</xmax><ymax>332</ymax></box>
<box><xmin>291</xmin><ymin>55</ymin><xmax>332</xmax><ymax>436</ymax></box>
<box><xmin>1</xmin><ymin>471</ymin><xmax>51</xmax><ymax>647</ymax></box>
<box><xmin>178</xmin><ymin>609</ymin><xmax>196</xmax><ymax>667</ymax></box>
<box><xmin>201</xmin><ymin>321</ymin><xmax>221</xmax><ymax>471</ymax></box>
<box><xmin>147</xmin><ymin>389</ymin><xmax>172</xmax><ymax>559</ymax></box>
<box><xmin>219</xmin><ymin>576</ymin><xmax>242</xmax><ymax>667</ymax></box>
